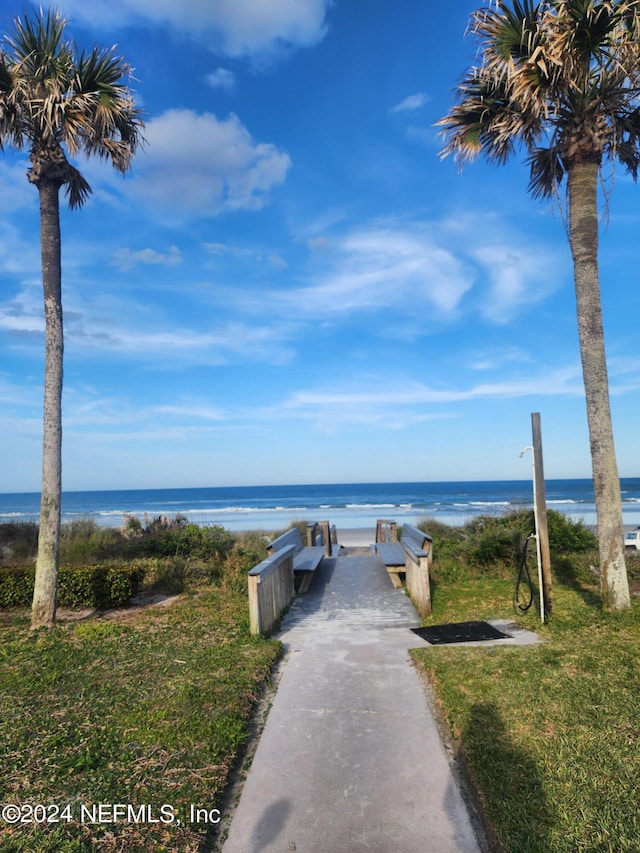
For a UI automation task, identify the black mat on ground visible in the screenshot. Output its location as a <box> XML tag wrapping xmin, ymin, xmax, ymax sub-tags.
<box><xmin>411</xmin><ymin>620</ymin><xmax>512</xmax><ymax>645</ymax></box>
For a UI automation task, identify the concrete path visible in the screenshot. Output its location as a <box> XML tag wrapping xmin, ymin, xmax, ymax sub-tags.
<box><xmin>222</xmin><ymin>551</ymin><xmax>483</xmax><ymax>853</ymax></box>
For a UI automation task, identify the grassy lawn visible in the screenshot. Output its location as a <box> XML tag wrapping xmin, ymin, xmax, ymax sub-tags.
<box><xmin>0</xmin><ymin>577</ymin><xmax>281</xmax><ymax>852</ymax></box>
<box><xmin>412</xmin><ymin>520</ymin><xmax>640</xmax><ymax>853</ymax></box>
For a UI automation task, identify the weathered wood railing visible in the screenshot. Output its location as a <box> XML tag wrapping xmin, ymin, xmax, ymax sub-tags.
<box><xmin>306</xmin><ymin>520</ymin><xmax>333</xmax><ymax>556</ymax></box>
<box><xmin>372</xmin><ymin>522</ymin><xmax>432</xmax><ymax>617</ymax></box>
<box><xmin>248</xmin><ymin>544</ymin><xmax>295</xmax><ymax>636</ymax></box>
<box><xmin>375</xmin><ymin>519</ymin><xmax>398</xmax><ymax>543</ymax></box>
<box><xmin>404</xmin><ymin>538</ymin><xmax>432</xmax><ymax>618</ymax></box>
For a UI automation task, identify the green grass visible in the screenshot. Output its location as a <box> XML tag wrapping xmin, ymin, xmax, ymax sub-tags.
<box><xmin>0</xmin><ymin>578</ymin><xmax>281</xmax><ymax>852</ymax></box>
<box><xmin>413</xmin><ymin>555</ymin><xmax>640</xmax><ymax>852</ymax></box>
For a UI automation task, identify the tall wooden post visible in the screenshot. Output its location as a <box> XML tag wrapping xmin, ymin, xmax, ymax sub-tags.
<box><xmin>532</xmin><ymin>413</ymin><xmax>553</xmax><ymax>617</ymax></box>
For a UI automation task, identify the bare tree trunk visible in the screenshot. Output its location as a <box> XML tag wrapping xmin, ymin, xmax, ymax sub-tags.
<box><xmin>31</xmin><ymin>180</ymin><xmax>63</xmax><ymax>630</ymax></box>
<box><xmin>567</xmin><ymin>161</ymin><xmax>630</xmax><ymax>610</ymax></box>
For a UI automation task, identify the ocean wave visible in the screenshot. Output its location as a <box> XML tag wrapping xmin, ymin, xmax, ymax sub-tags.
<box><xmin>345</xmin><ymin>503</ymin><xmax>397</xmax><ymax>510</ymax></box>
<box><xmin>455</xmin><ymin>501</ymin><xmax>512</xmax><ymax>507</ymax></box>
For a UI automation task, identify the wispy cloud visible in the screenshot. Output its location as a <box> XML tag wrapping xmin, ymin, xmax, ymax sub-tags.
<box><xmin>471</xmin><ymin>243</ymin><xmax>560</xmax><ymax>323</ymax></box>
<box><xmin>253</xmin><ymin>367</ymin><xmax>585</xmax><ymax>431</ymax></box>
<box><xmin>0</xmin><ymin>280</ymin><xmax>296</xmax><ymax>367</ymax></box>
<box><xmin>270</xmin><ymin>223</ymin><xmax>474</xmax><ymax>319</ymax></box>
<box><xmin>441</xmin><ymin>210</ymin><xmax>567</xmax><ymax>323</ymax></box>
<box><xmin>469</xmin><ymin>347</ymin><xmax>534</xmax><ymax>371</ymax></box>
<box><xmin>391</xmin><ymin>92</ymin><xmax>430</xmax><ymax>113</ymax></box>
<box><xmin>111</xmin><ymin>245</ymin><xmax>183</xmax><ymax>272</ymax></box>
<box><xmin>227</xmin><ymin>211</ymin><xmax>565</xmax><ymax>331</ymax></box>
<box><xmin>206</xmin><ymin>68</ymin><xmax>236</xmax><ymax>91</ymax></box>
<box><xmin>0</xmin><ymin>159</ymin><xmax>37</xmax><ymax>213</ymax></box>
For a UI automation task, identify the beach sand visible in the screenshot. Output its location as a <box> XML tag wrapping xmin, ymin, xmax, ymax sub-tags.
<box><xmin>335</xmin><ymin>527</ymin><xmax>375</xmax><ymax>547</ymax></box>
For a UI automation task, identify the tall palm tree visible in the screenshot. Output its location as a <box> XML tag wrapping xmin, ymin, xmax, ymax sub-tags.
<box><xmin>0</xmin><ymin>9</ymin><xmax>144</xmax><ymax>629</ymax></box>
<box><xmin>438</xmin><ymin>0</ymin><xmax>640</xmax><ymax>610</ymax></box>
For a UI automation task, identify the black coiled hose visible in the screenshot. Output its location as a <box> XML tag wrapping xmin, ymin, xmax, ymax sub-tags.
<box><xmin>515</xmin><ymin>532</ymin><xmax>536</xmax><ymax>612</ymax></box>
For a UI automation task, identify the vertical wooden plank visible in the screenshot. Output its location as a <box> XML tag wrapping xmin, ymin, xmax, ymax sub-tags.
<box><xmin>248</xmin><ymin>573</ymin><xmax>261</xmax><ymax>635</ymax></box>
<box><xmin>321</xmin><ymin>520</ymin><xmax>331</xmax><ymax>556</ymax></box>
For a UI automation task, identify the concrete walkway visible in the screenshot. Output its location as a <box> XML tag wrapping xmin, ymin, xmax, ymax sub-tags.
<box><xmin>222</xmin><ymin>550</ymin><xmax>483</xmax><ymax>853</ymax></box>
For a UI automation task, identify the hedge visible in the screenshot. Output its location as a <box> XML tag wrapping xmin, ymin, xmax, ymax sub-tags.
<box><xmin>0</xmin><ymin>565</ymin><xmax>145</xmax><ymax>609</ymax></box>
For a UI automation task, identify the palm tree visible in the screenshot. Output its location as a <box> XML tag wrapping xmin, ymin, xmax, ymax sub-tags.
<box><xmin>0</xmin><ymin>9</ymin><xmax>144</xmax><ymax>628</ymax></box>
<box><xmin>438</xmin><ymin>0</ymin><xmax>640</xmax><ymax>610</ymax></box>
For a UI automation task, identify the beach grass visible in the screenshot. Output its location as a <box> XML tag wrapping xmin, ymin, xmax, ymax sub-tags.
<box><xmin>412</xmin><ymin>515</ymin><xmax>640</xmax><ymax>853</ymax></box>
<box><xmin>0</xmin><ymin>550</ymin><xmax>282</xmax><ymax>852</ymax></box>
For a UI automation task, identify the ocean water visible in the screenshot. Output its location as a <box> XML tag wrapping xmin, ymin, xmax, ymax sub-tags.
<box><xmin>1</xmin><ymin>479</ymin><xmax>640</xmax><ymax>532</ymax></box>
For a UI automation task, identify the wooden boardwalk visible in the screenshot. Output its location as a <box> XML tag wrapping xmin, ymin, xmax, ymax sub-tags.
<box><xmin>222</xmin><ymin>550</ymin><xmax>482</xmax><ymax>853</ymax></box>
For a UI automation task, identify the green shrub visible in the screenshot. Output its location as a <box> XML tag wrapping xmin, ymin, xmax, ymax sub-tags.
<box><xmin>0</xmin><ymin>565</ymin><xmax>145</xmax><ymax>609</ymax></box>
<box><xmin>218</xmin><ymin>534</ymin><xmax>269</xmax><ymax>596</ymax></box>
<box><xmin>0</xmin><ymin>566</ymin><xmax>35</xmax><ymax>605</ymax></box>
<box><xmin>546</xmin><ymin>510</ymin><xmax>597</xmax><ymax>553</ymax></box>
<box><xmin>472</xmin><ymin>528</ymin><xmax>522</xmax><ymax>568</ymax></box>
<box><xmin>139</xmin><ymin>558</ymin><xmax>187</xmax><ymax>594</ymax></box>
<box><xmin>418</xmin><ymin>508</ymin><xmax>599</xmax><ymax>579</ymax></box>
<box><xmin>143</xmin><ymin>522</ymin><xmax>236</xmax><ymax>561</ymax></box>
<box><xmin>58</xmin><ymin>564</ymin><xmax>145</xmax><ymax>608</ymax></box>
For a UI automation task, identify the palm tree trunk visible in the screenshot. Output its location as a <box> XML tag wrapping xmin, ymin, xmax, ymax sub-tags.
<box><xmin>567</xmin><ymin>160</ymin><xmax>630</xmax><ymax>610</ymax></box>
<box><xmin>31</xmin><ymin>180</ymin><xmax>63</xmax><ymax>629</ymax></box>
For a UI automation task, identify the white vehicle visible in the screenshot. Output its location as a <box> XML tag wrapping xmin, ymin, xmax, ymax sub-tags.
<box><xmin>624</xmin><ymin>529</ymin><xmax>640</xmax><ymax>550</ymax></box>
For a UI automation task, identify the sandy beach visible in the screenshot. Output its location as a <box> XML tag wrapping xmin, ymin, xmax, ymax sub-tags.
<box><xmin>335</xmin><ymin>527</ymin><xmax>376</xmax><ymax>547</ymax></box>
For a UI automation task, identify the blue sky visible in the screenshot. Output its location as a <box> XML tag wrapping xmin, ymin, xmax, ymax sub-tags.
<box><xmin>1</xmin><ymin>0</ymin><xmax>639</xmax><ymax>493</ymax></box>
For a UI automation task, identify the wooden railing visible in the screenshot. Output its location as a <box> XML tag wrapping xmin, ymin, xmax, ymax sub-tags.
<box><xmin>404</xmin><ymin>540</ymin><xmax>432</xmax><ymax>618</ymax></box>
<box><xmin>306</xmin><ymin>520</ymin><xmax>333</xmax><ymax>556</ymax></box>
<box><xmin>375</xmin><ymin>519</ymin><xmax>398</xmax><ymax>543</ymax></box>
<box><xmin>248</xmin><ymin>544</ymin><xmax>296</xmax><ymax>636</ymax></box>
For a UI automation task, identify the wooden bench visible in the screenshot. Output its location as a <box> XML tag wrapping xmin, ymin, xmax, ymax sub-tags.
<box><xmin>371</xmin><ymin>523</ymin><xmax>432</xmax><ymax>588</ymax></box>
<box><xmin>267</xmin><ymin>521</ymin><xmax>332</xmax><ymax>593</ymax></box>
<box><xmin>371</xmin><ymin>522</ymin><xmax>432</xmax><ymax>615</ymax></box>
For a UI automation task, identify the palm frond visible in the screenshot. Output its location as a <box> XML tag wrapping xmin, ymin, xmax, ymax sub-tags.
<box><xmin>62</xmin><ymin>162</ymin><xmax>92</xmax><ymax>209</ymax></box>
<box><xmin>0</xmin><ymin>52</ymin><xmax>23</xmax><ymax>148</ymax></box>
<box><xmin>613</xmin><ymin>104</ymin><xmax>640</xmax><ymax>175</ymax></box>
<box><xmin>439</xmin><ymin>0</ymin><xmax>640</xmax><ymax>197</ymax></box>
<box><xmin>4</xmin><ymin>8</ymin><xmax>73</xmax><ymax>89</ymax></box>
<box><xmin>527</xmin><ymin>144</ymin><xmax>565</xmax><ymax>197</ymax></box>
<box><xmin>1</xmin><ymin>8</ymin><xmax>144</xmax><ymax>205</ymax></box>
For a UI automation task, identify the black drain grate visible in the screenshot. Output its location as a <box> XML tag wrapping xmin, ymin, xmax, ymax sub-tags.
<box><xmin>411</xmin><ymin>620</ymin><xmax>512</xmax><ymax>645</ymax></box>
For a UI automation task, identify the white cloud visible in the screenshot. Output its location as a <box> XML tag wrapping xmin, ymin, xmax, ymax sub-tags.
<box><xmin>111</xmin><ymin>245</ymin><xmax>183</xmax><ymax>272</ymax></box>
<box><xmin>153</xmin><ymin>404</ymin><xmax>226</xmax><ymax>421</ymax></box>
<box><xmin>440</xmin><ymin>211</ymin><xmax>567</xmax><ymax>323</ymax></box>
<box><xmin>470</xmin><ymin>347</ymin><xmax>534</xmax><ymax>371</ymax></box>
<box><xmin>472</xmin><ymin>243</ymin><xmax>561</xmax><ymax>323</ymax></box>
<box><xmin>45</xmin><ymin>0</ymin><xmax>331</xmax><ymax>58</ymax></box>
<box><xmin>392</xmin><ymin>92</ymin><xmax>430</xmax><ymax>113</ymax></box>
<box><xmin>271</xmin><ymin>224</ymin><xmax>474</xmax><ymax>318</ymax></box>
<box><xmin>67</xmin><ymin>317</ymin><xmax>295</xmax><ymax>366</ymax></box>
<box><xmin>283</xmin><ymin>367</ymin><xmax>584</xmax><ymax>408</ymax></box>
<box><xmin>0</xmin><ymin>160</ymin><xmax>37</xmax><ymax>213</ymax></box>
<box><xmin>252</xmin><ymin>367</ymin><xmax>585</xmax><ymax>431</ymax></box>
<box><xmin>0</xmin><ymin>278</ymin><xmax>295</xmax><ymax>366</ymax></box>
<box><xmin>206</xmin><ymin>68</ymin><xmax>237</xmax><ymax>91</ymax></box>
<box><xmin>0</xmin><ymin>281</ymin><xmax>44</xmax><ymax>339</ymax></box>
<box><xmin>127</xmin><ymin>109</ymin><xmax>291</xmax><ymax>216</ymax></box>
